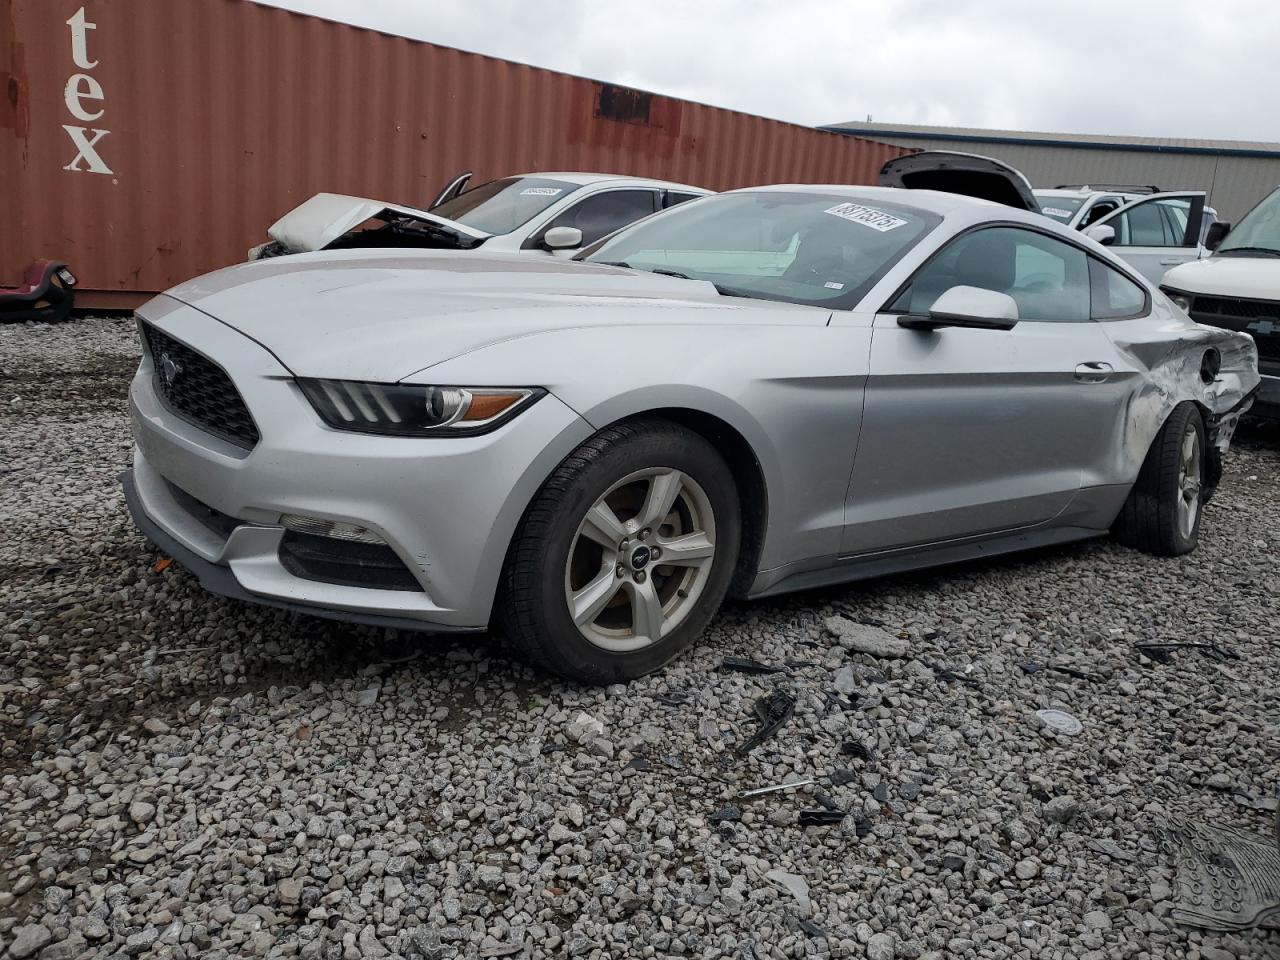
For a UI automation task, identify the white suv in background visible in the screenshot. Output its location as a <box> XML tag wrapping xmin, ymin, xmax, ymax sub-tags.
<box><xmin>249</xmin><ymin>172</ymin><xmax>710</xmax><ymax>261</ymax></box>
<box><xmin>1162</xmin><ymin>185</ymin><xmax>1280</xmax><ymax>419</ymax></box>
<box><xmin>879</xmin><ymin>154</ymin><xmax>1218</xmax><ymax>285</ymax></box>
<box><xmin>1034</xmin><ymin>186</ymin><xmax>1149</xmax><ymax>229</ymax></box>
<box><xmin>1038</xmin><ymin>187</ymin><xmax>1222</xmax><ymax>285</ymax></box>
<box><xmin>1079</xmin><ymin>192</ymin><xmax>1221</xmax><ymax>285</ymax></box>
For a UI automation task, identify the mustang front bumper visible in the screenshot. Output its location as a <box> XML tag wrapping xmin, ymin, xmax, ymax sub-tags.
<box><xmin>124</xmin><ymin>297</ymin><xmax>592</xmax><ymax>631</ymax></box>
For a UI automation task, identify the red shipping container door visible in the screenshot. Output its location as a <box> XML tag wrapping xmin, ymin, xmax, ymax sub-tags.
<box><xmin>1</xmin><ymin>0</ymin><xmax>909</xmax><ymax>307</ymax></box>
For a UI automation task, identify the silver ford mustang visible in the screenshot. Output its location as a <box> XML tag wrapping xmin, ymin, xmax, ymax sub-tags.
<box><xmin>123</xmin><ymin>185</ymin><xmax>1259</xmax><ymax>682</ymax></box>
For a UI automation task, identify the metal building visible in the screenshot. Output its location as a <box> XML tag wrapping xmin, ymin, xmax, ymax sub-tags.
<box><xmin>0</xmin><ymin>0</ymin><xmax>908</xmax><ymax>308</ymax></box>
<box><xmin>823</xmin><ymin>121</ymin><xmax>1280</xmax><ymax>223</ymax></box>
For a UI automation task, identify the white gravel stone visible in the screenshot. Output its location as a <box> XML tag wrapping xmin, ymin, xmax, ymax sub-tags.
<box><xmin>833</xmin><ymin>664</ymin><xmax>858</xmax><ymax>695</ymax></box>
<box><xmin>128</xmin><ymin>800</ymin><xmax>156</xmax><ymax>825</ymax></box>
<box><xmin>867</xmin><ymin>932</ymin><xmax>897</xmax><ymax>960</ymax></box>
<box><xmin>567</xmin><ymin>710</ymin><xmax>605</xmax><ymax>743</ymax></box>
<box><xmin>6</xmin><ymin>925</ymin><xmax>52</xmax><ymax>959</ymax></box>
<box><xmin>825</xmin><ymin>616</ymin><xmax>910</xmax><ymax>657</ymax></box>
<box><xmin>1083</xmin><ymin>909</ymin><xmax>1112</xmax><ymax>931</ymax></box>
<box><xmin>1207</xmin><ymin>772</ymin><xmax>1232</xmax><ymax>790</ymax></box>
<box><xmin>1044</xmin><ymin>795</ymin><xmax>1079</xmax><ymax>824</ymax></box>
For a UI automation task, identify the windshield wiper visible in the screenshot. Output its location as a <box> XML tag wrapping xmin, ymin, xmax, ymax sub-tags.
<box><xmin>1217</xmin><ymin>246</ymin><xmax>1280</xmax><ymax>258</ymax></box>
<box><xmin>711</xmin><ymin>283</ymin><xmax>755</xmax><ymax>299</ymax></box>
<box><xmin>594</xmin><ymin>262</ymin><xmax>693</xmax><ymax>280</ymax></box>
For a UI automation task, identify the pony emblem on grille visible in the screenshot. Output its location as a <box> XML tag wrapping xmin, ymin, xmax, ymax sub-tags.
<box><xmin>158</xmin><ymin>352</ymin><xmax>183</xmax><ymax>388</ymax></box>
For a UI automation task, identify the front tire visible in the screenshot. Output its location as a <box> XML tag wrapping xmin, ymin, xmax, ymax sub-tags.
<box><xmin>499</xmin><ymin>418</ymin><xmax>741</xmax><ymax>683</ymax></box>
<box><xmin>1112</xmin><ymin>402</ymin><xmax>1205</xmax><ymax>556</ymax></box>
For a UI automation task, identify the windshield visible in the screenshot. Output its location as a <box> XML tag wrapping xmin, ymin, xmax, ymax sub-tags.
<box><xmin>430</xmin><ymin>177</ymin><xmax>579</xmax><ymax>235</ymax></box>
<box><xmin>1034</xmin><ymin>193</ymin><xmax>1085</xmax><ymax>224</ymax></box>
<box><xmin>1217</xmin><ymin>187</ymin><xmax>1280</xmax><ymax>256</ymax></box>
<box><xmin>580</xmin><ymin>191</ymin><xmax>938</xmax><ymax>308</ymax></box>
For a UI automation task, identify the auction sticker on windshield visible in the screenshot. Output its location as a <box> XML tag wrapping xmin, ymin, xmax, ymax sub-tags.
<box><xmin>824</xmin><ymin>202</ymin><xmax>908</xmax><ymax>232</ymax></box>
<box><xmin>1042</xmin><ymin>207</ymin><xmax>1074</xmax><ymax>218</ymax></box>
<box><xmin>521</xmin><ymin>188</ymin><xmax>563</xmax><ymax>196</ymax></box>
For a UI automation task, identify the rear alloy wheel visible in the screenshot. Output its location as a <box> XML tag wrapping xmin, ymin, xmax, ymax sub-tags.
<box><xmin>500</xmin><ymin>419</ymin><xmax>741</xmax><ymax>683</ymax></box>
<box><xmin>1175</xmin><ymin>421</ymin><xmax>1202</xmax><ymax>542</ymax></box>
<box><xmin>1112</xmin><ymin>402</ymin><xmax>1205</xmax><ymax>556</ymax></box>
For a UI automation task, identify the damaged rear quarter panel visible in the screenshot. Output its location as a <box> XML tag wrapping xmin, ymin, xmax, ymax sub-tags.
<box><xmin>1101</xmin><ymin>306</ymin><xmax>1260</xmax><ymax>480</ymax></box>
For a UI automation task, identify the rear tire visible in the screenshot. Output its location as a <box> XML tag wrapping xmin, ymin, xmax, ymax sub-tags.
<box><xmin>1112</xmin><ymin>402</ymin><xmax>1205</xmax><ymax>556</ymax></box>
<box><xmin>499</xmin><ymin>418</ymin><xmax>741</xmax><ymax>683</ymax></box>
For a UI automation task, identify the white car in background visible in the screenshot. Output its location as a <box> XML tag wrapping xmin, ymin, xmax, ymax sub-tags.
<box><xmin>248</xmin><ymin>172</ymin><xmax>710</xmax><ymax>261</ymax></box>
<box><xmin>1162</xmin><ymin>185</ymin><xmax>1280</xmax><ymax>420</ymax></box>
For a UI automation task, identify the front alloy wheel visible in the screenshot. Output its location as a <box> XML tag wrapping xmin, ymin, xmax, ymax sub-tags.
<box><xmin>500</xmin><ymin>418</ymin><xmax>741</xmax><ymax>683</ymax></box>
<box><xmin>565</xmin><ymin>468</ymin><xmax>717</xmax><ymax>651</ymax></box>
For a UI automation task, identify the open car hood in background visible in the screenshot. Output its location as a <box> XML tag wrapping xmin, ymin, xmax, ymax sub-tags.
<box><xmin>878</xmin><ymin>151</ymin><xmax>1041</xmax><ymax>212</ymax></box>
<box><xmin>265</xmin><ymin>193</ymin><xmax>492</xmax><ymax>254</ymax></box>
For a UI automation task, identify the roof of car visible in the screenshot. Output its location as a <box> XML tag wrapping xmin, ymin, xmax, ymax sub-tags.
<box><xmin>1033</xmin><ymin>187</ymin><xmax>1139</xmax><ymax>200</ymax></box>
<box><xmin>521</xmin><ymin>171</ymin><xmax>711</xmax><ymax>192</ymax></box>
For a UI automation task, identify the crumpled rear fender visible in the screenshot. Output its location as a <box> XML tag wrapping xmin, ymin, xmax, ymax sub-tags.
<box><xmin>1103</xmin><ymin>316</ymin><xmax>1259</xmax><ymax>492</ymax></box>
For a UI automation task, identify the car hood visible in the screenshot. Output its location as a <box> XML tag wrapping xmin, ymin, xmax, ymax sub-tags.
<box><xmin>1162</xmin><ymin>255</ymin><xmax>1280</xmax><ymax>300</ymax></box>
<box><xmin>265</xmin><ymin>193</ymin><xmax>492</xmax><ymax>254</ymax></box>
<box><xmin>164</xmin><ymin>250</ymin><xmax>824</xmax><ymax>381</ymax></box>
<box><xmin>878</xmin><ymin>151</ymin><xmax>1040</xmax><ymax>212</ymax></box>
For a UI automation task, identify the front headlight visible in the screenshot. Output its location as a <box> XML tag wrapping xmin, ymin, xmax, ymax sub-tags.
<box><xmin>298</xmin><ymin>379</ymin><xmax>543</xmax><ymax>436</ymax></box>
<box><xmin>1163</xmin><ymin>288</ymin><xmax>1194</xmax><ymax>313</ymax></box>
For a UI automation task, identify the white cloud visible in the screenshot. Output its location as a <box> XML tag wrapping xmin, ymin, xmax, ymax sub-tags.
<box><xmin>254</xmin><ymin>0</ymin><xmax>1280</xmax><ymax>141</ymax></box>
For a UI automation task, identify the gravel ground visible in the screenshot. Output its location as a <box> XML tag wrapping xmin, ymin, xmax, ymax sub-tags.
<box><xmin>2</xmin><ymin>316</ymin><xmax>1278</xmax><ymax>960</ymax></box>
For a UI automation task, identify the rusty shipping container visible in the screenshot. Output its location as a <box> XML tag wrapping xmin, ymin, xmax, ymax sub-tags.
<box><xmin>1</xmin><ymin>0</ymin><xmax>909</xmax><ymax>307</ymax></box>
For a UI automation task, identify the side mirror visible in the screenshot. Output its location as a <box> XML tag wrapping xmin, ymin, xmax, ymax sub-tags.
<box><xmin>542</xmin><ymin>226</ymin><xmax>583</xmax><ymax>250</ymax></box>
<box><xmin>898</xmin><ymin>285</ymin><xmax>1019</xmax><ymax>331</ymax></box>
<box><xmin>1204</xmin><ymin>221</ymin><xmax>1231</xmax><ymax>251</ymax></box>
<box><xmin>1083</xmin><ymin>224</ymin><xmax>1116</xmax><ymax>246</ymax></box>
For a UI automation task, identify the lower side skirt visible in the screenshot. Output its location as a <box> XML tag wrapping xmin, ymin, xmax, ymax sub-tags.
<box><xmin>748</xmin><ymin>524</ymin><xmax>1106</xmax><ymax>600</ymax></box>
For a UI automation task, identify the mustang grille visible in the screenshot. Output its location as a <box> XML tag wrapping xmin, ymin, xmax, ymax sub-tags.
<box><xmin>1189</xmin><ymin>295</ymin><xmax>1280</xmax><ymax>367</ymax></box>
<box><xmin>140</xmin><ymin>322</ymin><xmax>261</xmax><ymax>449</ymax></box>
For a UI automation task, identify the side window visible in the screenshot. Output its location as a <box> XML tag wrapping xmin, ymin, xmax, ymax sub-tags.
<box><xmin>1110</xmin><ymin>198</ymin><xmax>1192</xmax><ymax>247</ymax></box>
<box><xmin>543</xmin><ymin>190</ymin><xmax>657</xmax><ymax>246</ymax></box>
<box><xmin>890</xmin><ymin>226</ymin><xmax>1091</xmax><ymax>322</ymax></box>
<box><xmin>1088</xmin><ymin>258</ymin><xmax>1148</xmax><ymax>320</ymax></box>
<box><xmin>1124</xmin><ymin>201</ymin><xmax>1169</xmax><ymax>245</ymax></box>
<box><xmin>1161</xmin><ymin>200</ymin><xmax>1190</xmax><ymax>241</ymax></box>
<box><xmin>1080</xmin><ymin>199</ymin><xmax>1118</xmax><ymax>227</ymax></box>
<box><xmin>663</xmin><ymin>191</ymin><xmax>702</xmax><ymax>209</ymax></box>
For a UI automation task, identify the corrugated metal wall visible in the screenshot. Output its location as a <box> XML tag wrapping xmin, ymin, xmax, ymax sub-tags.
<box><xmin>830</xmin><ymin>132</ymin><xmax>1280</xmax><ymax>224</ymax></box>
<box><xmin>0</xmin><ymin>0</ymin><xmax>909</xmax><ymax>305</ymax></box>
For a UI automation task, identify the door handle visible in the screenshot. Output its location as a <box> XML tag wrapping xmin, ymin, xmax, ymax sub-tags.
<box><xmin>1159</xmin><ymin>258</ymin><xmax>1183</xmax><ymax>266</ymax></box>
<box><xmin>1074</xmin><ymin>361</ymin><xmax>1113</xmax><ymax>383</ymax></box>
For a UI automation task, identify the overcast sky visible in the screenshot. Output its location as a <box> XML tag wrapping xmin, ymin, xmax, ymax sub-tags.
<box><xmin>255</xmin><ymin>0</ymin><xmax>1280</xmax><ymax>142</ymax></box>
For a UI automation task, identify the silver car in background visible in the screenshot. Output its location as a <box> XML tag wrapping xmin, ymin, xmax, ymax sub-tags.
<box><xmin>123</xmin><ymin>185</ymin><xmax>1259</xmax><ymax>682</ymax></box>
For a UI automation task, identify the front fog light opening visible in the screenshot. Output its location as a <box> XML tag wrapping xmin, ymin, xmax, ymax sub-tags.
<box><xmin>281</xmin><ymin>513</ymin><xmax>386</xmax><ymax>544</ymax></box>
